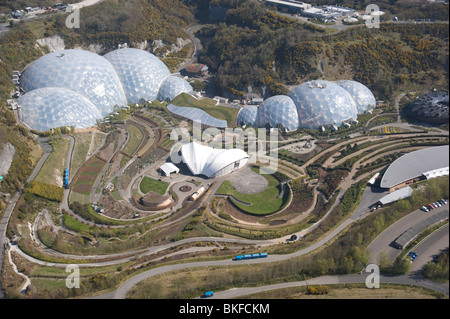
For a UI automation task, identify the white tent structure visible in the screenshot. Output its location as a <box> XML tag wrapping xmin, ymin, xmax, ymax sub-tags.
<box><xmin>180</xmin><ymin>142</ymin><xmax>249</xmax><ymax>178</ymax></box>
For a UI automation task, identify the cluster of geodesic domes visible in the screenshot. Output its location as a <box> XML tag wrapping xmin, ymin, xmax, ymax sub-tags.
<box><xmin>237</xmin><ymin>80</ymin><xmax>376</xmax><ymax>131</ymax></box>
<box><xmin>17</xmin><ymin>48</ymin><xmax>193</xmax><ymax>132</ymax></box>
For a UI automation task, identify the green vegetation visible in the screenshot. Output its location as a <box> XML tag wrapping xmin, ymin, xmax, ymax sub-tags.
<box><xmin>423</xmin><ymin>249</ymin><xmax>449</xmax><ymax>282</ymax></box>
<box><xmin>198</xmin><ymin>1</ymin><xmax>448</xmax><ymax>100</ymax></box>
<box><xmin>25</xmin><ymin>181</ymin><xmax>64</xmax><ymax>202</ymax></box>
<box><xmin>215</xmin><ymin>167</ymin><xmax>288</xmax><ymax>215</ymax></box>
<box><xmin>139</xmin><ymin>176</ymin><xmax>169</xmax><ymax>195</ymax></box>
<box><xmin>34</xmin><ymin>137</ymin><xmax>69</xmax><ymax>187</ymax></box>
<box><xmin>123</xmin><ymin>124</ymin><xmax>144</xmax><ymax>156</ymax></box>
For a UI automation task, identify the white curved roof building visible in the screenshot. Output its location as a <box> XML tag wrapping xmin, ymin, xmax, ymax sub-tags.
<box><xmin>20</xmin><ymin>49</ymin><xmax>127</xmax><ymax>116</ymax></box>
<box><xmin>17</xmin><ymin>48</ymin><xmax>193</xmax><ymax>132</ymax></box>
<box><xmin>236</xmin><ymin>80</ymin><xmax>374</xmax><ymax>131</ymax></box>
<box><xmin>18</xmin><ymin>87</ymin><xmax>102</xmax><ymax>132</ymax></box>
<box><xmin>336</xmin><ymin>80</ymin><xmax>376</xmax><ymax>114</ymax></box>
<box><xmin>258</xmin><ymin>95</ymin><xmax>299</xmax><ymax>131</ymax></box>
<box><xmin>158</xmin><ymin>75</ymin><xmax>193</xmax><ymax>102</ymax></box>
<box><xmin>237</xmin><ymin>105</ymin><xmax>259</xmax><ymax>127</ymax></box>
<box><xmin>104</xmin><ymin>47</ymin><xmax>171</xmax><ymax>103</ymax></box>
<box><xmin>180</xmin><ymin>142</ymin><xmax>249</xmax><ymax>178</ymax></box>
<box><xmin>380</xmin><ymin>145</ymin><xmax>449</xmax><ymax>191</ymax></box>
<box><xmin>289</xmin><ymin>80</ymin><xmax>358</xmax><ymax>129</ymax></box>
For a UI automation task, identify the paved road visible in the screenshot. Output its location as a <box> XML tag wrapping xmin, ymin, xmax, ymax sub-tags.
<box><xmin>177</xmin><ymin>24</ymin><xmax>203</xmax><ymax>72</ymax></box>
<box><xmin>368</xmin><ymin>206</ymin><xmax>449</xmax><ymax>265</ymax></box>
<box><xmin>409</xmin><ymin>223</ymin><xmax>449</xmax><ymax>274</ymax></box>
<box><xmin>207</xmin><ymin>273</ymin><xmax>449</xmax><ymax>299</ymax></box>
<box><xmin>0</xmin><ymin>137</ymin><xmax>52</xmax><ymax>298</ymax></box>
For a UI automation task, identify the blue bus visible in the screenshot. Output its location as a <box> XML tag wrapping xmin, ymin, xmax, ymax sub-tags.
<box><xmin>235</xmin><ymin>253</ymin><xmax>268</xmax><ymax>261</ymax></box>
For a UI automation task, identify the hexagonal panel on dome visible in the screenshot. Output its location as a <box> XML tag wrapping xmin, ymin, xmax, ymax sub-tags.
<box><xmin>20</xmin><ymin>49</ymin><xmax>127</xmax><ymax>116</ymax></box>
<box><xmin>104</xmin><ymin>48</ymin><xmax>171</xmax><ymax>104</ymax></box>
<box><xmin>237</xmin><ymin>105</ymin><xmax>259</xmax><ymax>127</ymax></box>
<box><xmin>289</xmin><ymin>80</ymin><xmax>358</xmax><ymax>129</ymax></box>
<box><xmin>18</xmin><ymin>87</ymin><xmax>103</xmax><ymax>132</ymax></box>
<box><xmin>157</xmin><ymin>75</ymin><xmax>193</xmax><ymax>102</ymax></box>
<box><xmin>257</xmin><ymin>95</ymin><xmax>299</xmax><ymax>131</ymax></box>
<box><xmin>336</xmin><ymin>80</ymin><xmax>376</xmax><ymax>114</ymax></box>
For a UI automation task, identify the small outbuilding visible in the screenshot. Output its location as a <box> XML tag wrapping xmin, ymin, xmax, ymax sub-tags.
<box><xmin>160</xmin><ymin>162</ymin><xmax>180</xmax><ymax>176</ymax></box>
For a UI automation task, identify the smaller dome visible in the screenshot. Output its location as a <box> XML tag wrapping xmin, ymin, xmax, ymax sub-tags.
<box><xmin>258</xmin><ymin>95</ymin><xmax>299</xmax><ymax>131</ymax></box>
<box><xmin>18</xmin><ymin>87</ymin><xmax>102</xmax><ymax>132</ymax></box>
<box><xmin>336</xmin><ymin>80</ymin><xmax>376</xmax><ymax>113</ymax></box>
<box><xmin>237</xmin><ymin>105</ymin><xmax>259</xmax><ymax>127</ymax></box>
<box><xmin>157</xmin><ymin>76</ymin><xmax>193</xmax><ymax>102</ymax></box>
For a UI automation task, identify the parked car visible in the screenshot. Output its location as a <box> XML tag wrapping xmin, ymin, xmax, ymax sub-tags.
<box><xmin>421</xmin><ymin>206</ymin><xmax>429</xmax><ymax>212</ymax></box>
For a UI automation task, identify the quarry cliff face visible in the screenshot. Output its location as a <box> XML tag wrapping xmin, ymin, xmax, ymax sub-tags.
<box><xmin>0</xmin><ymin>142</ymin><xmax>15</xmax><ymax>177</ymax></box>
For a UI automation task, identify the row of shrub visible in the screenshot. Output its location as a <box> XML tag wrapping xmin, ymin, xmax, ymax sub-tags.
<box><xmin>25</xmin><ymin>181</ymin><xmax>64</xmax><ymax>202</ymax></box>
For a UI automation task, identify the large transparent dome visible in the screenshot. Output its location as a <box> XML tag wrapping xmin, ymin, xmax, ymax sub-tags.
<box><xmin>104</xmin><ymin>48</ymin><xmax>171</xmax><ymax>103</ymax></box>
<box><xmin>258</xmin><ymin>95</ymin><xmax>299</xmax><ymax>131</ymax></box>
<box><xmin>157</xmin><ymin>75</ymin><xmax>193</xmax><ymax>102</ymax></box>
<box><xmin>20</xmin><ymin>49</ymin><xmax>127</xmax><ymax>116</ymax></box>
<box><xmin>237</xmin><ymin>105</ymin><xmax>259</xmax><ymax>127</ymax></box>
<box><xmin>18</xmin><ymin>87</ymin><xmax>102</xmax><ymax>132</ymax></box>
<box><xmin>337</xmin><ymin>80</ymin><xmax>376</xmax><ymax>113</ymax></box>
<box><xmin>289</xmin><ymin>80</ymin><xmax>358</xmax><ymax>129</ymax></box>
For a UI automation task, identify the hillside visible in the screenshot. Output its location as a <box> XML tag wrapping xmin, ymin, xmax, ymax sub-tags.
<box><xmin>0</xmin><ymin>0</ymin><xmax>197</xmax><ymax>208</ymax></box>
<box><xmin>197</xmin><ymin>2</ymin><xmax>449</xmax><ymax>101</ymax></box>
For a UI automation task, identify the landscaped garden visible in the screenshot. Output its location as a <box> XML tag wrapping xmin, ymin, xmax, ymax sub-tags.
<box><xmin>215</xmin><ymin>167</ymin><xmax>290</xmax><ymax>215</ymax></box>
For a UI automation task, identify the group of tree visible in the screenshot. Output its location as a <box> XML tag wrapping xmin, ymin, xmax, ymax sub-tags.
<box><xmin>196</xmin><ymin>0</ymin><xmax>448</xmax><ymax>100</ymax></box>
<box><xmin>25</xmin><ymin>181</ymin><xmax>64</xmax><ymax>202</ymax></box>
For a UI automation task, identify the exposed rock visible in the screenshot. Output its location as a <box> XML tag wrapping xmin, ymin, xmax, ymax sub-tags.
<box><xmin>0</xmin><ymin>142</ymin><xmax>15</xmax><ymax>177</ymax></box>
<box><xmin>36</xmin><ymin>35</ymin><xmax>65</xmax><ymax>52</ymax></box>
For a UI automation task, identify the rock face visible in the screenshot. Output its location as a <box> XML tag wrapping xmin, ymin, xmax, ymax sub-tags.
<box><xmin>37</xmin><ymin>35</ymin><xmax>66</xmax><ymax>52</ymax></box>
<box><xmin>0</xmin><ymin>142</ymin><xmax>15</xmax><ymax>177</ymax></box>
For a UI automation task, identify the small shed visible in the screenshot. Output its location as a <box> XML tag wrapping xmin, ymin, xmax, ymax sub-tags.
<box><xmin>160</xmin><ymin>162</ymin><xmax>180</xmax><ymax>176</ymax></box>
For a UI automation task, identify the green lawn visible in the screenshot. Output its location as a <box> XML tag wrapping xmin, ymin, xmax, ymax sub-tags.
<box><xmin>171</xmin><ymin>93</ymin><xmax>239</xmax><ymax>126</ymax></box>
<box><xmin>215</xmin><ymin>168</ymin><xmax>288</xmax><ymax>215</ymax></box>
<box><xmin>123</xmin><ymin>123</ymin><xmax>144</xmax><ymax>156</ymax></box>
<box><xmin>35</xmin><ymin>137</ymin><xmax>69</xmax><ymax>187</ymax></box>
<box><xmin>139</xmin><ymin>176</ymin><xmax>169</xmax><ymax>195</ymax></box>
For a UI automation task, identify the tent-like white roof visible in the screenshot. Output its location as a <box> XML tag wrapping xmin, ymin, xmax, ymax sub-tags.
<box><xmin>160</xmin><ymin>162</ymin><xmax>180</xmax><ymax>176</ymax></box>
<box><xmin>181</xmin><ymin>142</ymin><xmax>249</xmax><ymax>178</ymax></box>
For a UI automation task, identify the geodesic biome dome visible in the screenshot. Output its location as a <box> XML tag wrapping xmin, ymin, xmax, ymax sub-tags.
<box><xmin>104</xmin><ymin>48</ymin><xmax>171</xmax><ymax>104</ymax></box>
<box><xmin>257</xmin><ymin>95</ymin><xmax>299</xmax><ymax>131</ymax></box>
<box><xmin>336</xmin><ymin>80</ymin><xmax>376</xmax><ymax>114</ymax></box>
<box><xmin>18</xmin><ymin>87</ymin><xmax>103</xmax><ymax>132</ymax></box>
<box><xmin>20</xmin><ymin>49</ymin><xmax>127</xmax><ymax>116</ymax></box>
<box><xmin>237</xmin><ymin>105</ymin><xmax>259</xmax><ymax>127</ymax></box>
<box><xmin>289</xmin><ymin>80</ymin><xmax>358</xmax><ymax>129</ymax></box>
<box><xmin>403</xmin><ymin>91</ymin><xmax>449</xmax><ymax>124</ymax></box>
<box><xmin>157</xmin><ymin>75</ymin><xmax>193</xmax><ymax>102</ymax></box>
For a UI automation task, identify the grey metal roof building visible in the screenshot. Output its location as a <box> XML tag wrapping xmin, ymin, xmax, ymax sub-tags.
<box><xmin>380</xmin><ymin>145</ymin><xmax>449</xmax><ymax>190</ymax></box>
<box><xmin>393</xmin><ymin>209</ymin><xmax>448</xmax><ymax>249</ymax></box>
<box><xmin>167</xmin><ymin>104</ymin><xmax>228</xmax><ymax>128</ymax></box>
<box><xmin>402</xmin><ymin>91</ymin><xmax>449</xmax><ymax>125</ymax></box>
<box><xmin>378</xmin><ymin>186</ymin><xmax>413</xmax><ymax>206</ymax></box>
